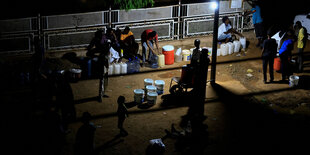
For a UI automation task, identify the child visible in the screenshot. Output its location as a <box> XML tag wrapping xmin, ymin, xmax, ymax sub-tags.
<box><xmin>117</xmin><ymin>96</ymin><xmax>129</xmax><ymax>136</ymax></box>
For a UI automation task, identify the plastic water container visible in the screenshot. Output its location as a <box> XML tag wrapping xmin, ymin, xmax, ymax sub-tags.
<box><xmin>144</xmin><ymin>78</ymin><xmax>154</xmax><ymax>88</ymax></box>
<box><xmin>240</xmin><ymin>37</ymin><xmax>246</xmax><ymax>49</ymax></box>
<box><xmin>146</xmin><ymin>85</ymin><xmax>157</xmax><ymax>94</ymax></box>
<box><xmin>70</xmin><ymin>69</ymin><xmax>82</xmax><ymax>79</ymax></box>
<box><xmin>108</xmin><ymin>64</ymin><xmax>114</xmax><ymax>75</ymax></box>
<box><xmin>126</xmin><ymin>59</ymin><xmax>134</xmax><ymax>74</ymax></box>
<box><xmin>176</xmin><ymin>48</ymin><xmax>182</xmax><ymax>55</ymax></box>
<box><xmin>182</xmin><ymin>50</ymin><xmax>191</xmax><ymax>61</ymax></box>
<box><xmin>133</xmin><ymin>57</ymin><xmax>140</xmax><ymax>72</ymax></box>
<box><xmin>217</xmin><ymin>49</ymin><xmax>221</xmax><ymax>56</ymax></box>
<box><xmin>289</xmin><ymin>75</ymin><xmax>299</xmax><ymax>87</ymax></box>
<box><xmin>274</xmin><ymin>57</ymin><xmax>281</xmax><ymax>72</ymax></box>
<box><xmin>120</xmin><ymin>62</ymin><xmax>127</xmax><ymax>74</ymax></box>
<box><xmin>175</xmin><ymin>54</ymin><xmax>182</xmax><ymax>62</ymax></box>
<box><xmin>162</xmin><ymin>45</ymin><xmax>174</xmax><ymax>65</ymax></box>
<box><xmin>233</xmin><ymin>41</ymin><xmax>241</xmax><ymax>53</ymax></box>
<box><xmin>147</xmin><ymin>92</ymin><xmax>158</xmax><ymax>105</ymax></box>
<box><xmin>158</xmin><ymin>54</ymin><xmax>165</xmax><ymax>68</ymax></box>
<box><xmin>220</xmin><ymin>44</ymin><xmax>228</xmax><ymax>56</ymax></box>
<box><xmin>134</xmin><ymin>89</ymin><xmax>145</xmax><ymax>104</ymax></box>
<box><xmin>113</xmin><ymin>63</ymin><xmax>121</xmax><ymax>75</ymax></box>
<box><xmin>227</xmin><ymin>42</ymin><xmax>234</xmax><ymax>55</ymax></box>
<box><xmin>155</xmin><ymin>80</ymin><xmax>165</xmax><ymax>95</ymax></box>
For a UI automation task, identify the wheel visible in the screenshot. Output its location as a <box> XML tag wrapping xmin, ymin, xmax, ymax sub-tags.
<box><xmin>169</xmin><ymin>85</ymin><xmax>184</xmax><ymax>95</ymax></box>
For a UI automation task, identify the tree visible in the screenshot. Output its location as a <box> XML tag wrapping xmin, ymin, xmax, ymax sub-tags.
<box><xmin>114</xmin><ymin>0</ymin><xmax>154</xmax><ymax>10</ymax></box>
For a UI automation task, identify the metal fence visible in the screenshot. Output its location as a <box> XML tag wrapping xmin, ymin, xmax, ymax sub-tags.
<box><xmin>0</xmin><ymin>0</ymin><xmax>253</xmax><ymax>55</ymax></box>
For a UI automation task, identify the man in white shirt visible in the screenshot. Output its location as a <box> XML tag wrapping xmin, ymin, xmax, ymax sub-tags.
<box><xmin>218</xmin><ymin>16</ymin><xmax>243</xmax><ymax>43</ymax></box>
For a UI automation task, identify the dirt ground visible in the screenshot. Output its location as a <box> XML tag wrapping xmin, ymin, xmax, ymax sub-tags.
<box><xmin>2</xmin><ymin>30</ymin><xmax>310</xmax><ymax>155</ymax></box>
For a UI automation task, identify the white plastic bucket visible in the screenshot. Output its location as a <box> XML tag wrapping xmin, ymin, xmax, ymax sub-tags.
<box><xmin>144</xmin><ymin>78</ymin><xmax>154</xmax><ymax>88</ymax></box>
<box><xmin>155</xmin><ymin>80</ymin><xmax>165</xmax><ymax>95</ymax></box>
<box><xmin>147</xmin><ymin>92</ymin><xmax>158</xmax><ymax>105</ymax></box>
<box><xmin>182</xmin><ymin>50</ymin><xmax>191</xmax><ymax>61</ymax></box>
<box><xmin>227</xmin><ymin>42</ymin><xmax>234</xmax><ymax>55</ymax></box>
<box><xmin>120</xmin><ymin>63</ymin><xmax>127</xmax><ymax>74</ymax></box>
<box><xmin>113</xmin><ymin>63</ymin><xmax>121</xmax><ymax>75</ymax></box>
<box><xmin>70</xmin><ymin>68</ymin><xmax>82</xmax><ymax>79</ymax></box>
<box><xmin>289</xmin><ymin>75</ymin><xmax>299</xmax><ymax>87</ymax></box>
<box><xmin>134</xmin><ymin>89</ymin><xmax>144</xmax><ymax>104</ymax></box>
<box><xmin>233</xmin><ymin>40</ymin><xmax>241</xmax><ymax>53</ymax></box>
<box><xmin>220</xmin><ymin>44</ymin><xmax>228</xmax><ymax>56</ymax></box>
<box><xmin>146</xmin><ymin>85</ymin><xmax>157</xmax><ymax>94</ymax></box>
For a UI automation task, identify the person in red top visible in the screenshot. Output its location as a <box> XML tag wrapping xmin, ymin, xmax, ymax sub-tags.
<box><xmin>141</xmin><ymin>29</ymin><xmax>160</xmax><ymax>66</ymax></box>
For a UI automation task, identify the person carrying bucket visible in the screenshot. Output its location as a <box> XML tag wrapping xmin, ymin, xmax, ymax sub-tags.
<box><xmin>141</xmin><ymin>29</ymin><xmax>161</xmax><ymax>67</ymax></box>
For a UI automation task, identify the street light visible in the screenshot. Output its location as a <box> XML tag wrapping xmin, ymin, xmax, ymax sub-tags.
<box><xmin>210</xmin><ymin>0</ymin><xmax>219</xmax><ymax>85</ymax></box>
<box><xmin>210</xmin><ymin>1</ymin><xmax>218</xmax><ymax>10</ymax></box>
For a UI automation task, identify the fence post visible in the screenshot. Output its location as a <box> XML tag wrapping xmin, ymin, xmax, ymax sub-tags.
<box><xmin>177</xmin><ymin>0</ymin><xmax>181</xmax><ymax>40</ymax></box>
<box><xmin>109</xmin><ymin>6</ymin><xmax>112</xmax><ymax>28</ymax></box>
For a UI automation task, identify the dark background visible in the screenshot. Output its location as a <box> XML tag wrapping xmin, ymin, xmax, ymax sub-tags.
<box><xmin>0</xmin><ymin>0</ymin><xmax>309</xmax><ymax>29</ymax></box>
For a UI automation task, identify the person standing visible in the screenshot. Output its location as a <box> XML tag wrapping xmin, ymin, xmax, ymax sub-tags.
<box><xmin>279</xmin><ymin>30</ymin><xmax>294</xmax><ymax>82</ymax></box>
<box><xmin>244</xmin><ymin>0</ymin><xmax>264</xmax><ymax>47</ymax></box>
<box><xmin>261</xmin><ymin>31</ymin><xmax>277</xmax><ymax>84</ymax></box>
<box><xmin>117</xmin><ymin>96</ymin><xmax>129</xmax><ymax>137</ymax></box>
<box><xmin>75</xmin><ymin>112</ymin><xmax>96</xmax><ymax>155</ymax></box>
<box><xmin>98</xmin><ymin>40</ymin><xmax>111</xmax><ymax>102</ymax></box>
<box><xmin>295</xmin><ymin>21</ymin><xmax>307</xmax><ymax>72</ymax></box>
<box><xmin>141</xmin><ymin>29</ymin><xmax>160</xmax><ymax>66</ymax></box>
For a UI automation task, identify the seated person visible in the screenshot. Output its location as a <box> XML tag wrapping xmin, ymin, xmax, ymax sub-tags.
<box><xmin>120</xmin><ymin>26</ymin><xmax>139</xmax><ymax>59</ymax></box>
<box><xmin>218</xmin><ymin>16</ymin><xmax>243</xmax><ymax>43</ymax></box>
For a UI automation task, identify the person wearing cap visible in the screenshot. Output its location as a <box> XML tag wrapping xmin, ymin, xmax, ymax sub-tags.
<box><xmin>141</xmin><ymin>29</ymin><xmax>160</xmax><ymax>66</ymax></box>
<box><xmin>295</xmin><ymin>21</ymin><xmax>307</xmax><ymax>72</ymax></box>
<box><xmin>218</xmin><ymin>16</ymin><xmax>243</xmax><ymax>43</ymax></box>
<box><xmin>261</xmin><ymin>30</ymin><xmax>277</xmax><ymax>84</ymax></box>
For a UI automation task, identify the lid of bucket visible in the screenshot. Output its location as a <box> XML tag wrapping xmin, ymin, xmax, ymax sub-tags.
<box><xmin>162</xmin><ymin>45</ymin><xmax>174</xmax><ymax>51</ymax></box>
<box><xmin>134</xmin><ymin>89</ymin><xmax>144</xmax><ymax>94</ymax></box>
<box><xmin>144</xmin><ymin>78</ymin><xmax>154</xmax><ymax>84</ymax></box>
<box><xmin>155</xmin><ymin>80</ymin><xmax>165</xmax><ymax>85</ymax></box>
<box><xmin>147</xmin><ymin>92</ymin><xmax>158</xmax><ymax>97</ymax></box>
<box><xmin>146</xmin><ymin>85</ymin><xmax>157</xmax><ymax>90</ymax></box>
<box><xmin>70</xmin><ymin>68</ymin><xmax>82</xmax><ymax>73</ymax></box>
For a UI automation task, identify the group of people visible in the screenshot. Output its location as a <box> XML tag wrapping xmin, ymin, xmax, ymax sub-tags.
<box><xmin>87</xmin><ymin>27</ymin><xmax>161</xmax><ymax>101</ymax></box>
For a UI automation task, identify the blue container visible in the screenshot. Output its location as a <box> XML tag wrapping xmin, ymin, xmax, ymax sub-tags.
<box><xmin>87</xmin><ymin>59</ymin><xmax>92</xmax><ymax>78</ymax></box>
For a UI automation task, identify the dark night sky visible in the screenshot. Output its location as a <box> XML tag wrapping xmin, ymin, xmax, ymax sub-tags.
<box><xmin>0</xmin><ymin>0</ymin><xmax>309</xmax><ymax>29</ymax></box>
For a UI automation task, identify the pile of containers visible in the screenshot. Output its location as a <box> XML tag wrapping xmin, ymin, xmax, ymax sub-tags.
<box><xmin>133</xmin><ymin>78</ymin><xmax>165</xmax><ymax>105</ymax></box>
<box><xmin>108</xmin><ymin>62</ymin><xmax>128</xmax><ymax>75</ymax></box>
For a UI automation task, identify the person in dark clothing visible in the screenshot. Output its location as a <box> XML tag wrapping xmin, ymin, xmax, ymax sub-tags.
<box><xmin>86</xmin><ymin>29</ymin><xmax>104</xmax><ymax>57</ymax></box>
<box><xmin>32</xmin><ymin>36</ymin><xmax>46</xmax><ymax>82</ymax></box>
<box><xmin>262</xmin><ymin>31</ymin><xmax>277</xmax><ymax>84</ymax></box>
<box><xmin>98</xmin><ymin>40</ymin><xmax>111</xmax><ymax>102</ymax></box>
<box><xmin>120</xmin><ymin>26</ymin><xmax>139</xmax><ymax>59</ymax></box>
<box><xmin>190</xmin><ymin>39</ymin><xmax>202</xmax><ymax>68</ymax></box>
<box><xmin>279</xmin><ymin>30</ymin><xmax>294</xmax><ymax>81</ymax></box>
<box><xmin>117</xmin><ymin>96</ymin><xmax>128</xmax><ymax>137</ymax></box>
<box><xmin>75</xmin><ymin>112</ymin><xmax>96</xmax><ymax>155</ymax></box>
